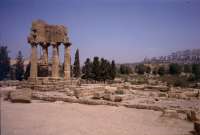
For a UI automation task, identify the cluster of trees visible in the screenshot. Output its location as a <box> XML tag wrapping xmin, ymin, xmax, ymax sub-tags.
<box><xmin>1</xmin><ymin>45</ymin><xmax>199</xmax><ymax>82</ymax></box>
<box><xmin>135</xmin><ymin>63</ymin><xmax>200</xmax><ymax>81</ymax></box>
<box><xmin>81</xmin><ymin>57</ymin><xmax>116</xmax><ymax>82</ymax></box>
<box><xmin>119</xmin><ymin>64</ymin><xmax>133</xmax><ymax>75</ymax></box>
<box><xmin>0</xmin><ymin>46</ymin><xmax>24</xmax><ymax>81</ymax></box>
<box><xmin>135</xmin><ymin>64</ymin><xmax>151</xmax><ymax>74</ymax></box>
<box><xmin>0</xmin><ymin>46</ymin><xmax>117</xmax><ymax>82</ymax></box>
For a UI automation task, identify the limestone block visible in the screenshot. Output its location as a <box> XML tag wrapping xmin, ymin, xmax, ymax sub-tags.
<box><xmin>187</xmin><ymin>110</ymin><xmax>200</xmax><ymax>122</ymax></box>
<box><xmin>10</xmin><ymin>89</ymin><xmax>32</xmax><ymax>103</ymax></box>
<box><xmin>103</xmin><ymin>93</ymin><xmax>114</xmax><ymax>101</ymax></box>
<box><xmin>93</xmin><ymin>92</ymin><xmax>104</xmax><ymax>99</ymax></box>
<box><xmin>114</xmin><ymin>95</ymin><xmax>124</xmax><ymax>102</ymax></box>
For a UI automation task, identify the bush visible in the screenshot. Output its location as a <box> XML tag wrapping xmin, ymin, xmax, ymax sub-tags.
<box><xmin>192</xmin><ymin>64</ymin><xmax>200</xmax><ymax>80</ymax></box>
<box><xmin>119</xmin><ymin>64</ymin><xmax>132</xmax><ymax>75</ymax></box>
<box><xmin>135</xmin><ymin>64</ymin><xmax>146</xmax><ymax>74</ymax></box>
<box><xmin>169</xmin><ymin>63</ymin><xmax>182</xmax><ymax>75</ymax></box>
<box><xmin>158</xmin><ymin>66</ymin><xmax>165</xmax><ymax>76</ymax></box>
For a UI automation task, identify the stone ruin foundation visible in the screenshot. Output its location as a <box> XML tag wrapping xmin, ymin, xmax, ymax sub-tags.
<box><xmin>23</xmin><ymin>20</ymin><xmax>77</xmax><ymax>91</ymax></box>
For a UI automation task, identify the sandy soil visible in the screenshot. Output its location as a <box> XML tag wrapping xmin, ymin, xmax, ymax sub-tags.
<box><xmin>1</xmin><ymin>99</ymin><xmax>193</xmax><ymax>135</ymax></box>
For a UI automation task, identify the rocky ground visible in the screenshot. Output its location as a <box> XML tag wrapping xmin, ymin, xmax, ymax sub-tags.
<box><xmin>1</xmin><ymin>81</ymin><xmax>200</xmax><ymax>135</ymax></box>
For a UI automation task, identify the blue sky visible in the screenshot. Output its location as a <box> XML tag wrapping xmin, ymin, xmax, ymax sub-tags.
<box><xmin>0</xmin><ymin>0</ymin><xmax>200</xmax><ymax>64</ymax></box>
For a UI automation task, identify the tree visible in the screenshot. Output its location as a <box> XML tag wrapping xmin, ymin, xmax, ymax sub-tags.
<box><xmin>184</xmin><ymin>64</ymin><xmax>192</xmax><ymax>73</ymax></box>
<box><xmin>82</xmin><ymin>58</ymin><xmax>93</xmax><ymax>80</ymax></box>
<box><xmin>73</xmin><ymin>49</ymin><xmax>81</xmax><ymax>78</ymax></box>
<box><xmin>120</xmin><ymin>64</ymin><xmax>132</xmax><ymax>75</ymax></box>
<box><xmin>169</xmin><ymin>63</ymin><xmax>182</xmax><ymax>75</ymax></box>
<box><xmin>92</xmin><ymin>57</ymin><xmax>100</xmax><ymax>81</ymax></box>
<box><xmin>158</xmin><ymin>66</ymin><xmax>165</xmax><ymax>76</ymax></box>
<box><xmin>24</xmin><ymin>62</ymin><xmax>30</xmax><ymax>80</ymax></box>
<box><xmin>152</xmin><ymin>68</ymin><xmax>158</xmax><ymax>75</ymax></box>
<box><xmin>99</xmin><ymin>58</ymin><xmax>111</xmax><ymax>82</ymax></box>
<box><xmin>146</xmin><ymin>66</ymin><xmax>151</xmax><ymax>74</ymax></box>
<box><xmin>15</xmin><ymin>51</ymin><xmax>24</xmax><ymax>81</ymax></box>
<box><xmin>0</xmin><ymin>46</ymin><xmax>10</xmax><ymax>80</ymax></box>
<box><xmin>192</xmin><ymin>64</ymin><xmax>200</xmax><ymax>80</ymax></box>
<box><xmin>110</xmin><ymin>60</ymin><xmax>116</xmax><ymax>80</ymax></box>
<box><xmin>135</xmin><ymin>64</ymin><xmax>146</xmax><ymax>74</ymax></box>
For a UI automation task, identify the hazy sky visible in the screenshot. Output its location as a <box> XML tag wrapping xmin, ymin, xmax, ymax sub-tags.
<box><xmin>0</xmin><ymin>0</ymin><xmax>200</xmax><ymax>64</ymax></box>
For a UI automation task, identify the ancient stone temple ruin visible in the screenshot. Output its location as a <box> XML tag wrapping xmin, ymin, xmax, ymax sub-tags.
<box><xmin>24</xmin><ymin>20</ymin><xmax>75</xmax><ymax>91</ymax></box>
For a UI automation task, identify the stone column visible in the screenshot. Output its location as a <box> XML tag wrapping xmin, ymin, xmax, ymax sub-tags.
<box><xmin>42</xmin><ymin>46</ymin><xmax>48</xmax><ymax>65</ymax></box>
<box><xmin>30</xmin><ymin>44</ymin><xmax>38</xmax><ymax>78</ymax></box>
<box><xmin>52</xmin><ymin>43</ymin><xmax>60</xmax><ymax>78</ymax></box>
<box><xmin>64</xmin><ymin>43</ymin><xmax>71</xmax><ymax>80</ymax></box>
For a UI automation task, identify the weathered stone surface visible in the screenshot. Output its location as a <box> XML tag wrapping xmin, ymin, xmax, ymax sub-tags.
<box><xmin>194</xmin><ymin>121</ymin><xmax>200</xmax><ymax>135</ymax></box>
<box><xmin>103</xmin><ymin>93</ymin><xmax>114</xmax><ymax>101</ymax></box>
<box><xmin>147</xmin><ymin>85</ymin><xmax>169</xmax><ymax>92</ymax></box>
<box><xmin>93</xmin><ymin>92</ymin><xmax>104</xmax><ymax>99</ymax></box>
<box><xmin>28</xmin><ymin>20</ymin><xmax>68</xmax><ymax>44</ymax></box>
<box><xmin>74</xmin><ymin>89</ymin><xmax>83</xmax><ymax>98</ymax></box>
<box><xmin>115</xmin><ymin>89</ymin><xmax>126</xmax><ymax>95</ymax></box>
<box><xmin>10</xmin><ymin>89</ymin><xmax>32</xmax><ymax>103</ymax></box>
<box><xmin>30</xmin><ymin>44</ymin><xmax>37</xmax><ymax>78</ymax></box>
<box><xmin>158</xmin><ymin>92</ymin><xmax>168</xmax><ymax>97</ymax></box>
<box><xmin>187</xmin><ymin>110</ymin><xmax>200</xmax><ymax>122</ymax></box>
<box><xmin>114</xmin><ymin>95</ymin><xmax>124</xmax><ymax>102</ymax></box>
<box><xmin>64</xmin><ymin>44</ymin><xmax>71</xmax><ymax>80</ymax></box>
<box><xmin>161</xmin><ymin>109</ymin><xmax>179</xmax><ymax>118</ymax></box>
<box><xmin>27</xmin><ymin>20</ymin><xmax>71</xmax><ymax>80</ymax></box>
<box><xmin>124</xmin><ymin>104</ymin><xmax>164</xmax><ymax>111</ymax></box>
<box><xmin>52</xmin><ymin>44</ymin><xmax>60</xmax><ymax>78</ymax></box>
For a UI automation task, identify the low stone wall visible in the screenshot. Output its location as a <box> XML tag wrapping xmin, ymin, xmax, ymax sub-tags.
<box><xmin>18</xmin><ymin>77</ymin><xmax>78</xmax><ymax>91</ymax></box>
<box><xmin>0</xmin><ymin>80</ymin><xmax>21</xmax><ymax>87</ymax></box>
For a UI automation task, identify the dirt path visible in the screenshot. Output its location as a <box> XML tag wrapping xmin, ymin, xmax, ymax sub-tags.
<box><xmin>1</xmin><ymin>100</ymin><xmax>193</xmax><ymax>135</ymax></box>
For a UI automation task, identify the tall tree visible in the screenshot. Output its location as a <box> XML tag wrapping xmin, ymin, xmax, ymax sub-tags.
<box><xmin>99</xmin><ymin>58</ymin><xmax>111</xmax><ymax>82</ymax></box>
<box><xmin>192</xmin><ymin>64</ymin><xmax>200</xmax><ymax>80</ymax></box>
<box><xmin>169</xmin><ymin>63</ymin><xmax>182</xmax><ymax>75</ymax></box>
<box><xmin>24</xmin><ymin>62</ymin><xmax>30</xmax><ymax>80</ymax></box>
<box><xmin>135</xmin><ymin>64</ymin><xmax>146</xmax><ymax>74</ymax></box>
<box><xmin>73</xmin><ymin>49</ymin><xmax>81</xmax><ymax>78</ymax></box>
<box><xmin>184</xmin><ymin>64</ymin><xmax>192</xmax><ymax>73</ymax></box>
<box><xmin>120</xmin><ymin>64</ymin><xmax>132</xmax><ymax>75</ymax></box>
<box><xmin>82</xmin><ymin>58</ymin><xmax>92</xmax><ymax>80</ymax></box>
<box><xmin>146</xmin><ymin>66</ymin><xmax>151</xmax><ymax>74</ymax></box>
<box><xmin>92</xmin><ymin>56</ymin><xmax>100</xmax><ymax>81</ymax></box>
<box><xmin>15</xmin><ymin>51</ymin><xmax>24</xmax><ymax>81</ymax></box>
<box><xmin>110</xmin><ymin>60</ymin><xmax>116</xmax><ymax>80</ymax></box>
<box><xmin>158</xmin><ymin>66</ymin><xmax>165</xmax><ymax>76</ymax></box>
<box><xmin>0</xmin><ymin>46</ymin><xmax>10</xmax><ymax>80</ymax></box>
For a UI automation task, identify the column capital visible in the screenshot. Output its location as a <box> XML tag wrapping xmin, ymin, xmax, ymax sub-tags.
<box><xmin>64</xmin><ymin>42</ymin><xmax>71</xmax><ymax>47</ymax></box>
<box><xmin>40</xmin><ymin>42</ymin><xmax>49</xmax><ymax>48</ymax></box>
<box><xmin>30</xmin><ymin>43</ymin><xmax>38</xmax><ymax>47</ymax></box>
<box><xmin>51</xmin><ymin>42</ymin><xmax>61</xmax><ymax>47</ymax></box>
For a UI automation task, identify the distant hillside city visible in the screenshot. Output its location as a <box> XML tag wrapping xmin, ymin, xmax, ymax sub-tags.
<box><xmin>143</xmin><ymin>49</ymin><xmax>200</xmax><ymax>64</ymax></box>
